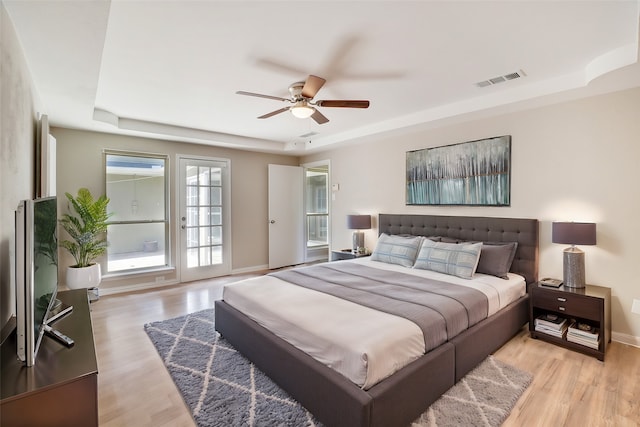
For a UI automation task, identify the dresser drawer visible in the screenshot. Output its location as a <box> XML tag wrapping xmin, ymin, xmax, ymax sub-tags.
<box><xmin>532</xmin><ymin>289</ymin><xmax>601</xmax><ymax>320</ymax></box>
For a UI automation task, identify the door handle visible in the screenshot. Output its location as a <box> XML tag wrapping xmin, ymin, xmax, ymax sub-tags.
<box><xmin>270</xmin><ymin>220</ymin><xmax>276</xmax><ymax>224</ymax></box>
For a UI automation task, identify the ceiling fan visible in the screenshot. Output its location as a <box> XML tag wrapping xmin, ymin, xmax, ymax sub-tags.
<box><xmin>236</xmin><ymin>75</ymin><xmax>369</xmax><ymax>124</ymax></box>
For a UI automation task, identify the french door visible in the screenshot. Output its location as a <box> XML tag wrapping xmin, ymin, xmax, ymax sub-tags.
<box><xmin>178</xmin><ymin>156</ymin><xmax>231</xmax><ymax>282</ymax></box>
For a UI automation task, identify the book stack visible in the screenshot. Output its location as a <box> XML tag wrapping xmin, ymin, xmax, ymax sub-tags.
<box><xmin>534</xmin><ymin>313</ymin><xmax>568</xmax><ymax>338</ymax></box>
<box><xmin>567</xmin><ymin>321</ymin><xmax>599</xmax><ymax>349</ymax></box>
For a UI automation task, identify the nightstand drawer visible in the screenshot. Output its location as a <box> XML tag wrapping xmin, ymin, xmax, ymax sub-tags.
<box><xmin>532</xmin><ymin>289</ymin><xmax>601</xmax><ymax>320</ymax></box>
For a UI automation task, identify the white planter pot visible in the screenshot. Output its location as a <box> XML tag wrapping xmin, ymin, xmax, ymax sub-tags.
<box><xmin>66</xmin><ymin>263</ymin><xmax>101</xmax><ymax>290</ymax></box>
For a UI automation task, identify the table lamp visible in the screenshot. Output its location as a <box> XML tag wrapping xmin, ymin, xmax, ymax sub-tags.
<box><xmin>552</xmin><ymin>222</ymin><xmax>596</xmax><ymax>288</ymax></box>
<box><xmin>347</xmin><ymin>215</ymin><xmax>371</xmax><ymax>254</ymax></box>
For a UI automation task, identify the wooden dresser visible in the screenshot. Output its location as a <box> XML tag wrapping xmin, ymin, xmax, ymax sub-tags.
<box><xmin>1</xmin><ymin>289</ymin><xmax>98</xmax><ymax>426</ymax></box>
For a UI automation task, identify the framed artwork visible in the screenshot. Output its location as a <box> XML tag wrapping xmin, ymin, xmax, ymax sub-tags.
<box><xmin>406</xmin><ymin>135</ymin><xmax>511</xmax><ymax>206</ymax></box>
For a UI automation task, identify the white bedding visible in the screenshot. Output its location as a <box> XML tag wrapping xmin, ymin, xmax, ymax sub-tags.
<box><xmin>222</xmin><ymin>258</ymin><xmax>525</xmax><ymax>389</ymax></box>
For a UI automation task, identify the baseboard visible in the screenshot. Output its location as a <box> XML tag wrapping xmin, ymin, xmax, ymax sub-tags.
<box><xmin>306</xmin><ymin>255</ymin><xmax>330</xmax><ymax>263</ymax></box>
<box><xmin>99</xmin><ymin>279</ymin><xmax>181</xmax><ymax>296</ymax></box>
<box><xmin>612</xmin><ymin>331</ymin><xmax>640</xmax><ymax>348</ymax></box>
<box><xmin>231</xmin><ymin>264</ymin><xmax>269</xmax><ymax>274</ymax></box>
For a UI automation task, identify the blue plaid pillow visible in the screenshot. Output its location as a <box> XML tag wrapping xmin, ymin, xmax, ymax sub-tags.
<box><xmin>414</xmin><ymin>239</ymin><xmax>483</xmax><ymax>279</ymax></box>
<box><xmin>370</xmin><ymin>233</ymin><xmax>423</xmax><ymax>267</ymax></box>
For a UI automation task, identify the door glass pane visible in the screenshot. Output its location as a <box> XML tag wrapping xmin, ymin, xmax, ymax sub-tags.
<box><xmin>199</xmin><ymin>167</ymin><xmax>210</xmax><ymax>185</ymax></box>
<box><xmin>199</xmin><ymin>246</ymin><xmax>211</xmax><ymax>266</ymax></box>
<box><xmin>211</xmin><ymin>226</ymin><xmax>222</xmax><ymax>245</ymax></box>
<box><xmin>199</xmin><ymin>207</ymin><xmax>210</xmax><ymax>225</ymax></box>
<box><xmin>186</xmin><ymin>186</ymin><xmax>198</xmax><ymax>205</ymax></box>
<box><xmin>187</xmin><ymin>248</ymin><xmax>199</xmax><ymax>268</ymax></box>
<box><xmin>199</xmin><ymin>226</ymin><xmax>211</xmax><ymax>245</ymax></box>
<box><xmin>210</xmin><ymin>207</ymin><xmax>222</xmax><ymax>225</ymax></box>
<box><xmin>186</xmin><ymin>227</ymin><xmax>198</xmax><ymax>248</ymax></box>
<box><xmin>186</xmin><ymin>165</ymin><xmax>198</xmax><ymax>184</ymax></box>
<box><xmin>211</xmin><ymin>246</ymin><xmax>222</xmax><ymax>264</ymax></box>
<box><xmin>199</xmin><ymin>186</ymin><xmax>210</xmax><ymax>205</ymax></box>
<box><xmin>186</xmin><ymin>207</ymin><xmax>198</xmax><ymax>226</ymax></box>
<box><xmin>211</xmin><ymin>187</ymin><xmax>221</xmax><ymax>205</ymax></box>
<box><xmin>210</xmin><ymin>167</ymin><xmax>222</xmax><ymax>186</ymax></box>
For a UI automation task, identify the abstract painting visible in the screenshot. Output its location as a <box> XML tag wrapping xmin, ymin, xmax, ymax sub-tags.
<box><xmin>406</xmin><ymin>135</ymin><xmax>511</xmax><ymax>206</ymax></box>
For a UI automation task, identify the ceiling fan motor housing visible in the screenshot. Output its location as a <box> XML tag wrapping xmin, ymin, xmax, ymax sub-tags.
<box><xmin>288</xmin><ymin>82</ymin><xmax>306</xmax><ymax>100</ymax></box>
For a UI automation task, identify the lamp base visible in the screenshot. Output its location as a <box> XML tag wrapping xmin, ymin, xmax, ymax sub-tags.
<box><xmin>563</xmin><ymin>246</ymin><xmax>586</xmax><ymax>288</ymax></box>
<box><xmin>352</xmin><ymin>231</ymin><xmax>365</xmax><ymax>254</ymax></box>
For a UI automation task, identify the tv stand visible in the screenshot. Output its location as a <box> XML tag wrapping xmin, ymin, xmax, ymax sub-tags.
<box><xmin>1</xmin><ymin>289</ymin><xmax>98</xmax><ymax>426</ymax></box>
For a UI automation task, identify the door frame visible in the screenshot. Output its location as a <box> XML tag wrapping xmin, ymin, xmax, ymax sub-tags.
<box><xmin>176</xmin><ymin>154</ymin><xmax>232</xmax><ymax>282</ymax></box>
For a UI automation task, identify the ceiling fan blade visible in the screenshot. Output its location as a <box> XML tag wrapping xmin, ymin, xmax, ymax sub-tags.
<box><xmin>316</xmin><ymin>100</ymin><xmax>370</xmax><ymax>108</ymax></box>
<box><xmin>236</xmin><ymin>91</ymin><xmax>289</xmax><ymax>102</ymax></box>
<box><xmin>302</xmin><ymin>75</ymin><xmax>326</xmax><ymax>99</ymax></box>
<box><xmin>311</xmin><ymin>109</ymin><xmax>329</xmax><ymax>125</ymax></box>
<box><xmin>258</xmin><ymin>107</ymin><xmax>290</xmax><ymax>119</ymax></box>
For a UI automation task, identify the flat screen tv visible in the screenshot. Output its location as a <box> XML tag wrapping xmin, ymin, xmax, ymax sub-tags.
<box><xmin>15</xmin><ymin>196</ymin><xmax>58</xmax><ymax>366</ymax></box>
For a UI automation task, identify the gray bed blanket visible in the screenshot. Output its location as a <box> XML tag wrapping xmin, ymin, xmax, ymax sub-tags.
<box><xmin>271</xmin><ymin>262</ymin><xmax>489</xmax><ymax>352</ymax></box>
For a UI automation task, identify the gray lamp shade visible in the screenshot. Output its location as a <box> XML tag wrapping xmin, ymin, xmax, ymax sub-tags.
<box><xmin>347</xmin><ymin>215</ymin><xmax>371</xmax><ymax>230</ymax></box>
<box><xmin>552</xmin><ymin>222</ymin><xmax>596</xmax><ymax>246</ymax></box>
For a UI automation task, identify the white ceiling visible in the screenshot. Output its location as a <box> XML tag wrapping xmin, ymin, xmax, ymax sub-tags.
<box><xmin>5</xmin><ymin>1</ymin><xmax>640</xmax><ymax>154</ymax></box>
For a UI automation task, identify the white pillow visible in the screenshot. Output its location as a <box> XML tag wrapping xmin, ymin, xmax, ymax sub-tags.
<box><xmin>370</xmin><ymin>233</ymin><xmax>423</xmax><ymax>267</ymax></box>
<box><xmin>414</xmin><ymin>239</ymin><xmax>483</xmax><ymax>279</ymax></box>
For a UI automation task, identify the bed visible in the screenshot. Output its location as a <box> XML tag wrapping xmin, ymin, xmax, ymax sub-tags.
<box><xmin>215</xmin><ymin>214</ymin><xmax>538</xmax><ymax>427</ymax></box>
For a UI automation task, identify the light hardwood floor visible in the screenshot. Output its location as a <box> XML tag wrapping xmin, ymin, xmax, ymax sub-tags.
<box><xmin>91</xmin><ymin>274</ymin><xmax>640</xmax><ymax>426</ymax></box>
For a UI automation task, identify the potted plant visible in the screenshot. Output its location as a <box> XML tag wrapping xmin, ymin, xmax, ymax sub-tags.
<box><xmin>59</xmin><ymin>188</ymin><xmax>112</xmax><ymax>290</ymax></box>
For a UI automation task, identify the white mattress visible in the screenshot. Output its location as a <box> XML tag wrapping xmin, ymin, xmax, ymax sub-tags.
<box><xmin>222</xmin><ymin>258</ymin><xmax>525</xmax><ymax>389</ymax></box>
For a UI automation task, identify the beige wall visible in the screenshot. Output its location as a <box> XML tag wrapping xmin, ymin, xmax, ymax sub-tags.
<box><xmin>0</xmin><ymin>3</ymin><xmax>42</xmax><ymax>329</ymax></box>
<box><xmin>52</xmin><ymin>128</ymin><xmax>299</xmax><ymax>293</ymax></box>
<box><xmin>303</xmin><ymin>87</ymin><xmax>640</xmax><ymax>343</ymax></box>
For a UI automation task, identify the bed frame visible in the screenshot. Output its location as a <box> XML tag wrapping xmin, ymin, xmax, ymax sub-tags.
<box><xmin>215</xmin><ymin>214</ymin><xmax>538</xmax><ymax>427</ymax></box>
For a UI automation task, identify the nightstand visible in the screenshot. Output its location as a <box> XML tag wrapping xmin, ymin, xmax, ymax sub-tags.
<box><xmin>529</xmin><ymin>283</ymin><xmax>611</xmax><ymax>361</ymax></box>
<box><xmin>330</xmin><ymin>249</ymin><xmax>371</xmax><ymax>261</ymax></box>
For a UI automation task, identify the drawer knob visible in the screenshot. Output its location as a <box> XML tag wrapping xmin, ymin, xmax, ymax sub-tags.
<box><xmin>559</xmin><ymin>306</ymin><xmax>565</xmax><ymax>311</ymax></box>
<box><xmin>557</xmin><ymin>297</ymin><xmax>567</xmax><ymax>302</ymax></box>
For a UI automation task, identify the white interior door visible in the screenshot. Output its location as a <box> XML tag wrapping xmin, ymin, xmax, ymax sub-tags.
<box><xmin>179</xmin><ymin>156</ymin><xmax>231</xmax><ymax>282</ymax></box>
<box><xmin>268</xmin><ymin>164</ymin><xmax>304</xmax><ymax>269</ymax></box>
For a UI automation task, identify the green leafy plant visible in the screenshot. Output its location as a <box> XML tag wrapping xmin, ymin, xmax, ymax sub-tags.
<box><xmin>59</xmin><ymin>188</ymin><xmax>112</xmax><ymax>268</ymax></box>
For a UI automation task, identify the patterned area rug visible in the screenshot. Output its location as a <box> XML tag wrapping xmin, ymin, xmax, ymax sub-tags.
<box><xmin>145</xmin><ymin>309</ymin><xmax>532</xmax><ymax>427</ymax></box>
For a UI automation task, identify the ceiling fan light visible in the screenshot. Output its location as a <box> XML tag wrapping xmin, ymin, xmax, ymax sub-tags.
<box><xmin>291</xmin><ymin>103</ymin><xmax>314</xmax><ymax>119</ymax></box>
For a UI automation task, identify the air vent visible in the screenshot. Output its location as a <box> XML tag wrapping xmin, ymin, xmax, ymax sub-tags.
<box><xmin>503</xmin><ymin>72</ymin><xmax>523</xmax><ymax>80</ymax></box>
<box><xmin>476</xmin><ymin>70</ymin><xmax>526</xmax><ymax>88</ymax></box>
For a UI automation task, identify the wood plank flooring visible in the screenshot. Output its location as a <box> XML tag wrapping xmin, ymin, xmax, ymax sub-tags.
<box><xmin>91</xmin><ymin>274</ymin><xmax>640</xmax><ymax>426</ymax></box>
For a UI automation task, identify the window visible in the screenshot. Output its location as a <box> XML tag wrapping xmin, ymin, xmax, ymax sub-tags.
<box><xmin>305</xmin><ymin>167</ymin><xmax>328</xmax><ymax>248</ymax></box>
<box><xmin>105</xmin><ymin>151</ymin><xmax>169</xmax><ymax>273</ymax></box>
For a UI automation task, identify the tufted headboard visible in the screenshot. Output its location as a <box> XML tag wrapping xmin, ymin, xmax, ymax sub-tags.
<box><xmin>378</xmin><ymin>214</ymin><xmax>539</xmax><ymax>285</ymax></box>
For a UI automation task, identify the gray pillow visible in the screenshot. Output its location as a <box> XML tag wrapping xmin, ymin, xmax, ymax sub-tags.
<box><xmin>414</xmin><ymin>239</ymin><xmax>482</xmax><ymax>279</ymax></box>
<box><xmin>476</xmin><ymin>242</ymin><xmax>518</xmax><ymax>279</ymax></box>
<box><xmin>370</xmin><ymin>233</ymin><xmax>423</xmax><ymax>267</ymax></box>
